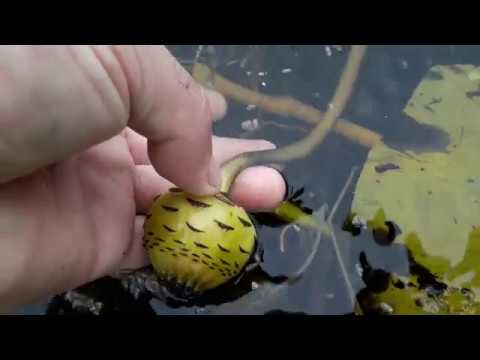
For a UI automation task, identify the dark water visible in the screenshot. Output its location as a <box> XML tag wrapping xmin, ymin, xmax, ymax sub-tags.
<box><xmin>16</xmin><ymin>45</ymin><xmax>480</xmax><ymax>315</ymax></box>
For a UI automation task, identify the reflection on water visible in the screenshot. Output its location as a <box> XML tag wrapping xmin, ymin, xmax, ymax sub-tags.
<box><xmin>17</xmin><ymin>45</ymin><xmax>480</xmax><ymax>315</ymax></box>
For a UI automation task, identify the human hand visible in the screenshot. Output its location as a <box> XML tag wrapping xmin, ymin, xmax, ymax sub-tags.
<box><xmin>0</xmin><ymin>46</ymin><xmax>286</xmax><ymax>312</ymax></box>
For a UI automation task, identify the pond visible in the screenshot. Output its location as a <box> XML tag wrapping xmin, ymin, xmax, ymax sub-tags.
<box><xmin>17</xmin><ymin>45</ymin><xmax>480</xmax><ymax>315</ymax></box>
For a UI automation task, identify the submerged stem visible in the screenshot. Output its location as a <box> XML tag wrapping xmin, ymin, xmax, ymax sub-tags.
<box><xmin>219</xmin><ymin>45</ymin><xmax>368</xmax><ymax>193</ymax></box>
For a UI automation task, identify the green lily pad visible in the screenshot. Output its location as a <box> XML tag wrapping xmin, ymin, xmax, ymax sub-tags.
<box><xmin>351</xmin><ymin>64</ymin><xmax>480</xmax><ymax>313</ymax></box>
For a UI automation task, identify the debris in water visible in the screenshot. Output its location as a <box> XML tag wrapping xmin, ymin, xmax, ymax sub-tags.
<box><xmin>281</xmin><ymin>68</ymin><xmax>292</xmax><ymax>74</ymax></box>
<box><xmin>241</xmin><ymin>118</ymin><xmax>260</xmax><ymax>132</ymax></box>
<box><xmin>246</xmin><ymin>104</ymin><xmax>257</xmax><ymax>111</ymax></box>
<box><xmin>352</xmin><ymin>215</ymin><xmax>368</xmax><ymax>230</ymax></box>
<box><xmin>225</xmin><ymin>60</ymin><xmax>239</xmax><ymax>67</ymax></box>
<box><xmin>355</xmin><ymin>263</ymin><xmax>364</xmax><ymax>277</ymax></box>
<box><xmin>325</xmin><ymin>46</ymin><xmax>332</xmax><ymax>57</ymax></box>
<box><xmin>65</xmin><ymin>290</ymin><xmax>103</xmax><ymax>315</ymax></box>
<box><xmin>239</xmin><ymin>57</ymin><xmax>248</xmax><ymax>69</ymax></box>
<box><xmin>378</xmin><ymin>302</ymin><xmax>394</xmax><ymax>314</ymax></box>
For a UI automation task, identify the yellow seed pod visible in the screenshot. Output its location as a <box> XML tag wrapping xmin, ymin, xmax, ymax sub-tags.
<box><xmin>143</xmin><ymin>188</ymin><xmax>257</xmax><ymax>298</ymax></box>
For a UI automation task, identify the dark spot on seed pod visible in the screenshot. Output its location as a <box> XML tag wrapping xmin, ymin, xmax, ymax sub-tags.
<box><xmin>202</xmin><ymin>253</ymin><xmax>212</xmax><ymax>259</ymax></box>
<box><xmin>220</xmin><ymin>259</ymin><xmax>230</xmax><ymax>266</ymax></box>
<box><xmin>153</xmin><ymin>194</ymin><xmax>162</xmax><ymax>201</ymax></box>
<box><xmin>147</xmin><ymin>232</ymin><xmax>154</xmax><ymax>236</ymax></box>
<box><xmin>214</xmin><ymin>219</ymin><xmax>235</xmax><ymax>231</ymax></box>
<box><xmin>239</xmin><ymin>245</ymin><xmax>250</xmax><ymax>254</ymax></box>
<box><xmin>179</xmin><ymin>253</ymin><xmax>189</xmax><ymax>257</ymax></box>
<box><xmin>192</xmin><ymin>253</ymin><xmax>200</xmax><ymax>258</ymax></box>
<box><xmin>163</xmin><ymin>225</ymin><xmax>176</xmax><ymax>232</ymax></box>
<box><xmin>180</xmin><ymin>248</ymin><xmax>190</xmax><ymax>252</ymax></box>
<box><xmin>202</xmin><ymin>260</ymin><xmax>209</xmax><ymax>266</ymax></box>
<box><xmin>154</xmin><ymin>237</ymin><xmax>165</xmax><ymax>242</ymax></box>
<box><xmin>186</xmin><ymin>222</ymin><xmax>204</xmax><ymax>233</ymax></box>
<box><xmin>187</xmin><ymin>198</ymin><xmax>211</xmax><ymax>208</ymax></box>
<box><xmin>159</xmin><ymin>249</ymin><xmax>166</xmax><ymax>252</ymax></box>
<box><xmin>192</xmin><ymin>259</ymin><xmax>199</xmax><ymax>263</ymax></box>
<box><xmin>146</xmin><ymin>214</ymin><xmax>152</xmax><ymax>219</ymax></box>
<box><xmin>174</xmin><ymin>239</ymin><xmax>186</xmax><ymax>245</ymax></box>
<box><xmin>211</xmin><ymin>263</ymin><xmax>218</xmax><ymax>268</ymax></box>
<box><xmin>234</xmin><ymin>262</ymin><xmax>240</xmax><ymax>269</ymax></box>
<box><xmin>169</xmin><ymin>188</ymin><xmax>183</xmax><ymax>193</ymax></box>
<box><xmin>171</xmin><ymin>254</ymin><xmax>178</xmax><ymax>257</ymax></box>
<box><xmin>238</xmin><ymin>217</ymin><xmax>252</xmax><ymax>227</ymax></box>
<box><xmin>162</xmin><ymin>205</ymin><xmax>179</xmax><ymax>212</ymax></box>
<box><xmin>208</xmin><ymin>266</ymin><xmax>215</xmax><ymax>270</ymax></box>
<box><xmin>217</xmin><ymin>244</ymin><xmax>230</xmax><ymax>253</ymax></box>
<box><xmin>166</xmin><ymin>247</ymin><xmax>174</xmax><ymax>251</ymax></box>
<box><xmin>194</xmin><ymin>242</ymin><xmax>208</xmax><ymax>249</ymax></box>
<box><xmin>153</xmin><ymin>242</ymin><xmax>160</xmax><ymax>246</ymax></box>
<box><xmin>215</xmin><ymin>193</ymin><xmax>235</xmax><ymax>206</ymax></box>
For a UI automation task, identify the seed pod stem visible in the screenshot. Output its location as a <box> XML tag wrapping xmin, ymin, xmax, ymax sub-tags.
<box><xmin>218</xmin><ymin>45</ymin><xmax>368</xmax><ymax>193</ymax></box>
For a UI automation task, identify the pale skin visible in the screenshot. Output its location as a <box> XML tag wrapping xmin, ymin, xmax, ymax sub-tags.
<box><xmin>0</xmin><ymin>46</ymin><xmax>286</xmax><ymax>313</ymax></box>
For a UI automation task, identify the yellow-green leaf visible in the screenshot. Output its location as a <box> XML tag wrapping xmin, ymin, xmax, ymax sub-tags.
<box><xmin>351</xmin><ymin>64</ymin><xmax>480</xmax><ymax>313</ymax></box>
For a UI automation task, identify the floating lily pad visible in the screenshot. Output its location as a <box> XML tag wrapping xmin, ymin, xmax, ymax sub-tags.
<box><xmin>351</xmin><ymin>64</ymin><xmax>480</xmax><ymax>313</ymax></box>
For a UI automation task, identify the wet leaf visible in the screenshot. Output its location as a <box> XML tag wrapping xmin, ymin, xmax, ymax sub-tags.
<box><xmin>352</xmin><ymin>64</ymin><xmax>480</xmax><ymax>313</ymax></box>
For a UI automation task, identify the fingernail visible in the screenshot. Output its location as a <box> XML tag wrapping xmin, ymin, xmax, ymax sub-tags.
<box><xmin>208</xmin><ymin>160</ymin><xmax>222</xmax><ymax>191</ymax></box>
<box><xmin>205</xmin><ymin>89</ymin><xmax>227</xmax><ymax>121</ymax></box>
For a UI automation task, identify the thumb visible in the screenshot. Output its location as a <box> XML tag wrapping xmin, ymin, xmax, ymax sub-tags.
<box><xmin>118</xmin><ymin>46</ymin><xmax>227</xmax><ymax>195</ymax></box>
<box><xmin>148</xmin><ymin>85</ymin><xmax>227</xmax><ymax>195</ymax></box>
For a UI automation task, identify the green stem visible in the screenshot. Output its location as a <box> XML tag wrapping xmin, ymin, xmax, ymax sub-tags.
<box><xmin>220</xmin><ymin>45</ymin><xmax>368</xmax><ymax>193</ymax></box>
